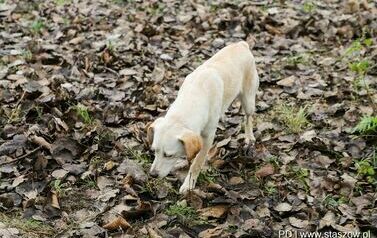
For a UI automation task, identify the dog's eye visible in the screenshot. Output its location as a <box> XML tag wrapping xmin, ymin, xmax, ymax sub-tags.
<box><xmin>164</xmin><ymin>152</ymin><xmax>173</xmax><ymax>158</ymax></box>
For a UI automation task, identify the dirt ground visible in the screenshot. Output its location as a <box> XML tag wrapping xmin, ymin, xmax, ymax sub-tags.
<box><xmin>0</xmin><ymin>0</ymin><xmax>376</xmax><ymax>237</ymax></box>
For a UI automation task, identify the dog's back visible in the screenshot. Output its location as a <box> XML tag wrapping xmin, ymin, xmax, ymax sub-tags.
<box><xmin>202</xmin><ymin>41</ymin><xmax>256</xmax><ymax>113</ymax></box>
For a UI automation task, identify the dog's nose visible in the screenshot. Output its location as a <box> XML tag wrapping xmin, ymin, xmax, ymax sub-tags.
<box><xmin>150</xmin><ymin>170</ymin><xmax>158</xmax><ymax>178</ymax></box>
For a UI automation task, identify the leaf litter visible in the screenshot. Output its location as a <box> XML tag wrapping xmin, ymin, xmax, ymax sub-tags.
<box><xmin>0</xmin><ymin>0</ymin><xmax>377</xmax><ymax>237</ymax></box>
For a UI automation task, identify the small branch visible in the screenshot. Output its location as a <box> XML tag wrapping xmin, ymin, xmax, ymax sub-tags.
<box><xmin>0</xmin><ymin>146</ymin><xmax>41</xmax><ymax>166</ymax></box>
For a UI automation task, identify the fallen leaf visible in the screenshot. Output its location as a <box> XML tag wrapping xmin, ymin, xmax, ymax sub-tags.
<box><xmin>289</xmin><ymin>217</ymin><xmax>309</xmax><ymax>229</ymax></box>
<box><xmin>274</xmin><ymin>202</ymin><xmax>292</xmax><ymax>212</ymax></box>
<box><xmin>255</xmin><ymin>164</ymin><xmax>274</xmax><ymax>178</ymax></box>
<box><xmin>199</xmin><ymin>205</ymin><xmax>228</xmax><ymax>218</ymax></box>
<box><xmin>103</xmin><ymin>216</ymin><xmax>131</xmax><ymax>231</ymax></box>
<box><xmin>199</xmin><ymin>227</ymin><xmax>223</xmax><ymax>238</ymax></box>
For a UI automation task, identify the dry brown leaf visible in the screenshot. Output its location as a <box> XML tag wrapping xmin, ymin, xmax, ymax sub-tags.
<box><xmin>30</xmin><ymin>135</ymin><xmax>52</xmax><ymax>152</ymax></box>
<box><xmin>198</xmin><ymin>227</ymin><xmax>223</xmax><ymax>238</ymax></box>
<box><xmin>199</xmin><ymin>205</ymin><xmax>228</xmax><ymax>218</ymax></box>
<box><xmin>103</xmin><ymin>216</ymin><xmax>131</xmax><ymax>231</ymax></box>
<box><xmin>51</xmin><ymin>191</ymin><xmax>60</xmax><ymax>209</ymax></box>
<box><xmin>255</xmin><ymin>164</ymin><xmax>274</xmax><ymax>178</ymax></box>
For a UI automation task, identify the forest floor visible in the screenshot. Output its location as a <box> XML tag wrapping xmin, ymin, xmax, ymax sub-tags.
<box><xmin>0</xmin><ymin>0</ymin><xmax>376</xmax><ymax>237</ymax></box>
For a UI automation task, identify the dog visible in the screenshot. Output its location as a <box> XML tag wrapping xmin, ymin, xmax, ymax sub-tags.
<box><xmin>147</xmin><ymin>41</ymin><xmax>259</xmax><ymax>194</ymax></box>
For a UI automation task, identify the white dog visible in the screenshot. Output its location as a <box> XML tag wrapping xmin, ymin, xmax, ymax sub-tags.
<box><xmin>147</xmin><ymin>41</ymin><xmax>259</xmax><ymax>194</ymax></box>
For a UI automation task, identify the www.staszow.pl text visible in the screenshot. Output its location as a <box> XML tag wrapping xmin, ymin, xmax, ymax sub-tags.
<box><xmin>278</xmin><ymin>230</ymin><xmax>371</xmax><ymax>238</ymax></box>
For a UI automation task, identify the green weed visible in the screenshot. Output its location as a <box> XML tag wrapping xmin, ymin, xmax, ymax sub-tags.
<box><xmin>349</xmin><ymin>60</ymin><xmax>370</xmax><ymax>74</ymax></box>
<box><xmin>126</xmin><ymin>147</ymin><xmax>151</xmax><ymax>167</ymax></box>
<box><xmin>353</xmin><ymin>116</ymin><xmax>377</xmax><ymax>135</ymax></box>
<box><xmin>106</xmin><ymin>40</ymin><xmax>115</xmax><ymax>53</ymax></box>
<box><xmin>322</xmin><ymin>195</ymin><xmax>348</xmax><ymax>208</ymax></box>
<box><xmin>166</xmin><ymin>202</ymin><xmax>204</xmax><ymax>225</ymax></box>
<box><xmin>284</xmin><ymin>53</ymin><xmax>311</xmax><ymax>67</ymax></box>
<box><xmin>277</xmin><ymin>105</ymin><xmax>310</xmax><ymax>133</ymax></box>
<box><xmin>21</xmin><ymin>50</ymin><xmax>33</xmax><ymax>61</ymax></box>
<box><xmin>291</xmin><ymin>166</ymin><xmax>309</xmax><ymax>191</ymax></box>
<box><xmin>79</xmin><ymin>177</ymin><xmax>97</xmax><ymax>189</ymax></box>
<box><xmin>0</xmin><ymin>213</ymin><xmax>54</xmax><ymax>237</ymax></box>
<box><xmin>355</xmin><ymin>159</ymin><xmax>376</xmax><ymax>184</ymax></box>
<box><xmin>197</xmin><ymin>168</ymin><xmax>219</xmax><ymax>185</ymax></box>
<box><xmin>75</xmin><ymin>104</ymin><xmax>92</xmax><ymax>124</ymax></box>
<box><xmin>264</xmin><ymin>181</ymin><xmax>278</xmax><ymax>196</ymax></box>
<box><xmin>50</xmin><ymin>179</ymin><xmax>65</xmax><ymax>195</ymax></box>
<box><xmin>302</xmin><ymin>1</ymin><xmax>316</xmax><ymax>13</ymax></box>
<box><xmin>30</xmin><ymin>19</ymin><xmax>45</xmax><ymax>34</ymax></box>
<box><xmin>54</xmin><ymin>0</ymin><xmax>72</xmax><ymax>5</ymax></box>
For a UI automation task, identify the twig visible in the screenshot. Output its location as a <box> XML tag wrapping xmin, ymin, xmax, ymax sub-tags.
<box><xmin>7</xmin><ymin>90</ymin><xmax>26</xmax><ymax>123</ymax></box>
<box><xmin>104</xmin><ymin>67</ymin><xmax>119</xmax><ymax>76</ymax></box>
<box><xmin>0</xmin><ymin>146</ymin><xmax>41</xmax><ymax>166</ymax></box>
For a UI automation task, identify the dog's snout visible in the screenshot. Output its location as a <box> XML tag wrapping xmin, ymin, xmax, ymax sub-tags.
<box><xmin>150</xmin><ymin>170</ymin><xmax>158</xmax><ymax>178</ymax></box>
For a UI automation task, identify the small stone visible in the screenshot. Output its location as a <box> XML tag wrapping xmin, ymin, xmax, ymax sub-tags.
<box><xmin>160</xmin><ymin>54</ymin><xmax>173</xmax><ymax>61</ymax></box>
<box><xmin>212</xmin><ymin>38</ymin><xmax>225</xmax><ymax>48</ymax></box>
<box><xmin>277</xmin><ymin>75</ymin><xmax>296</xmax><ymax>87</ymax></box>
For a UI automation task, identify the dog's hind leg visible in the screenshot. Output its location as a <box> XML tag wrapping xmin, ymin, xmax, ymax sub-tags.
<box><xmin>241</xmin><ymin>59</ymin><xmax>259</xmax><ymax>145</ymax></box>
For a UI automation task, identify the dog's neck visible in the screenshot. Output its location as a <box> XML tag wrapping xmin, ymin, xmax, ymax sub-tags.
<box><xmin>165</xmin><ymin>113</ymin><xmax>203</xmax><ymax>135</ymax></box>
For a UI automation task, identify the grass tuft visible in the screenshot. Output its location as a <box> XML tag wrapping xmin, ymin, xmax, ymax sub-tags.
<box><xmin>166</xmin><ymin>202</ymin><xmax>203</xmax><ymax>225</ymax></box>
<box><xmin>302</xmin><ymin>1</ymin><xmax>316</xmax><ymax>13</ymax></box>
<box><xmin>30</xmin><ymin>19</ymin><xmax>45</xmax><ymax>34</ymax></box>
<box><xmin>276</xmin><ymin>105</ymin><xmax>310</xmax><ymax>133</ymax></box>
<box><xmin>197</xmin><ymin>168</ymin><xmax>219</xmax><ymax>185</ymax></box>
<box><xmin>353</xmin><ymin>116</ymin><xmax>377</xmax><ymax>135</ymax></box>
<box><xmin>0</xmin><ymin>213</ymin><xmax>54</xmax><ymax>237</ymax></box>
<box><xmin>75</xmin><ymin>104</ymin><xmax>92</xmax><ymax>124</ymax></box>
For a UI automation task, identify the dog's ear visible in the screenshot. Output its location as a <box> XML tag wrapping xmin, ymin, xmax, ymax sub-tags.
<box><xmin>146</xmin><ymin>117</ymin><xmax>164</xmax><ymax>146</ymax></box>
<box><xmin>146</xmin><ymin>122</ymin><xmax>155</xmax><ymax>146</ymax></box>
<box><xmin>179</xmin><ymin>131</ymin><xmax>203</xmax><ymax>163</ymax></box>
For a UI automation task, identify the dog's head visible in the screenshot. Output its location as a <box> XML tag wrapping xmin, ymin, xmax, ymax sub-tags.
<box><xmin>147</xmin><ymin>117</ymin><xmax>202</xmax><ymax>178</ymax></box>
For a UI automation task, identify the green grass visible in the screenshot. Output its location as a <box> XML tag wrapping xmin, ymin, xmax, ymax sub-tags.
<box><xmin>79</xmin><ymin>177</ymin><xmax>97</xmax><ymax>189</ymax></box>
<box><xmin>276</xmin><ymin>105</ymin><xmax>310</xmax><ymax>133</ymax></box>
<box><xmin>126</xmin><ymin>147</ymin><xmax>151</xmax><ymax>167</ymax></box>
<box><xmin>345</xmin><ymin>38</ymin><xmax>373</xmax><ymax>56</ymax></box>
<box><xmin>0</xmin><ymin>213</ymin><xmax>54</xmax><ymax>237</ymax></box>
<box><xmin>141</xmin><ymin>177</ymin><xmax>176</xmax><ymax>197</ymax></box>
<box><xmin>291</xmin><ymin>166</ymin><xmax>309</xmax><ymax>192</ymax></box>
<box><xmin>349</xmin><ymin>60</ymin><xmax>370</xmax><ymax>74</ymax></box>
<box><xmin>50</xmin><ymin>179</ymin><xmax>66</xmax><ymax>195</ymax></box>
<box><xmin>75</xmin><ymin>104</ymin><xmax>92</xmax><ymax>124</ymax></box>
<box><xmin>355</xmin><ymin>159</ymin><xmax>376</xmax><ymax>184</ymax></box>
<box><xmin>302</xmin><ymin>1</ymin><xmax>316</xmax><ymax>13</ymax></box>
<box><xmin>284</xmin><ymin>52</ymin><xmax>312</xmax><ymax>68</ymax></box>
<box><xmin>6</xmin><ymin>106</ymin><xmax>22</xmax><ymax>123</ymax></box>
<box><xmin>166</xmin><ymin>202</ymin><xmax>204</xmax><ymax>225</ymax></box>
<box><xmin>353</xmin><ymin>116</ymin><xmax>377</xmax><ymax>135</ymax></box>
<box><xmin>322</xmin><ymin>195</ymin><xmax>348</xmax><ymax>209</ymax></box>
<box><xmin>30</xmin><ymin>19</ymin><xmax>45</xmax><ymax>34</ymax></box>
<box><xmin>54</xmin><ymin>0</ymin><xmax>72</xmax><ymax>5</ymax></box>
<box><xmin>90</xmin><ymin>156</ymin><xmax>104</xmax><ymax>167</ymax></box>
<box><xmin>21</xmin><ymin>50</ymin><xmax>32</xmax><ymax>61</ymax></box>
<box><xmin>197</xmin><ymin>168</ymin><xmax>219</xmax><ymax>185</ymax></box>
<box><xmin>264</xmin><ymin>181</ymin><xmax>278</xmax><ymax>196</ymax></box>
<box><xmin>106</xmin><ymin>40</ymin><xmax>115</xmax><ymax>53</ymax></box>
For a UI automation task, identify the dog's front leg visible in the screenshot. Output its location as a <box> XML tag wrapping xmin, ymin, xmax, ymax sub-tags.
<box><xmin>179</xmin><ymin>132</ymin><xmax>214</xmax><ymax>194</ymax></box>
<box><xmin>179</xmin><ymin>148</ymin><xmax>207</xmax><ymax>194</ymax></box>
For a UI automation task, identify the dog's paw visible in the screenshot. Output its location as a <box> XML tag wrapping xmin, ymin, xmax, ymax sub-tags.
<box><xmin>179</xmin><ymin>183</ymin><xmax>191</xmax><ymax>194</ymax></box>
<box><xmin>179</xmin><ymin>177</ymin><xmax>196</xmax><ymax>194</ymax></box>
<box><xmin>244</xmin><ymin>135</ymin><xmax>256</xmax><ymax>145</ymax></box>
